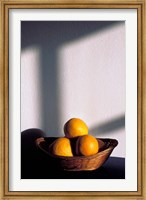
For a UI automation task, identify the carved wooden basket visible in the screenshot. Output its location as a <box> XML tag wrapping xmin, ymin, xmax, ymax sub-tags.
<box><xmin>35</xmin><ymin>137</ymin><xmax>118</xmax><ymax>171</ymax></box>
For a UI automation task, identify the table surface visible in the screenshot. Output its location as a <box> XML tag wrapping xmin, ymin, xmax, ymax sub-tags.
<box><xmin>21</xmin><ymin>132</ymin><xmax>125</xmax><ymax>179</ymax></box>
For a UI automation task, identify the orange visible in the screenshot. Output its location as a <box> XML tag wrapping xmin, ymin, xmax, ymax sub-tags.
<box><xmin>64</xmin><ymin>118</ymin><xmax>88</xmax><ymax>138</ymax></box>
<box><xmin>76</xmin><ymin>135</ymin><xmax>99</xmax><ymax>156</ymax></box>
<box><xmin>50</xmin><ymin>137</ymin><xmax>73</xmax><ymax>157</ymax></box>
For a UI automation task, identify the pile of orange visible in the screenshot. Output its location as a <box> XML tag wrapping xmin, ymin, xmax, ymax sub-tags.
<box><xmin>49</xmin><ymin>118</ymin><xmax>99</xmax><ymax>157</ymax></box>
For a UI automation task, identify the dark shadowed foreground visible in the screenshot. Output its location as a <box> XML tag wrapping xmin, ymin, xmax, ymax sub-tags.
<box><xmin>21</xmin><ymin>129</ymin><xmax>125</xmax><ymax>179</ymax></box>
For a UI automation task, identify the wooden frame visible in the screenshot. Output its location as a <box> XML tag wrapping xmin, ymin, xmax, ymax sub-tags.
<box><xmin>0</xmin><ymin>0</ymin><xmax>145</xmax><ymax>199</ymax></box>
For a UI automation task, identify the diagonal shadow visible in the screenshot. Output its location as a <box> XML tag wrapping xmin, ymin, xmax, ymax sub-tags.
<box><xmin>89</xmin><ymin>115</ymin><xmax>125</xmax><ymax>135</ymax></box>
<box><xmin>21</xmin><ymin>21</ymin><xmax>122</xmax><ymax>49</ymax></box>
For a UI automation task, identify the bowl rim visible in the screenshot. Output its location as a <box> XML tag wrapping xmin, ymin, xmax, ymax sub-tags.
<box><xmin>35</xmin><ymin>137</ymin><xmax>118</xmax><ymax>160</ymax></box>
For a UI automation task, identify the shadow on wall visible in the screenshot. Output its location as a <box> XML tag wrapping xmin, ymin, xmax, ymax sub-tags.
<box><xmin>21</xmin><ymin>21</ymin><xmax>124</xmax><ymax>136</ymax></box>
<box><xmin>89</xmin><ymin>115</ymin><xmax>125</xmax><ymax>136</ymax></box>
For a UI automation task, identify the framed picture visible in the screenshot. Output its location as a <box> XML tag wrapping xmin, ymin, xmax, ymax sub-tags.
<box><xmin>0</xmin><ymin>0</ymin><xmax>145</xmax><ymax>199</ymax></box>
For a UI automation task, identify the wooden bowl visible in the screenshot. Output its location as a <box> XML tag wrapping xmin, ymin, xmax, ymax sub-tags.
<box><xmin>35</xmin><ymin>137</ymin><xmax>118</xmax><ymax>171</ymax></box>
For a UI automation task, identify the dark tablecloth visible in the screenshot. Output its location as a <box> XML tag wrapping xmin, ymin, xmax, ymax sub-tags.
<box><xmin>21</xmin><ymin>129</ymin><xmax>125</xmax><ymax>179</ymax></box>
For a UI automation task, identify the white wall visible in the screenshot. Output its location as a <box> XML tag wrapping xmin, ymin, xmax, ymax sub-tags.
<box><xmin>21</xmin><ymin>21</ymin><xmax>125</xmax><ymax>157</ymax></box>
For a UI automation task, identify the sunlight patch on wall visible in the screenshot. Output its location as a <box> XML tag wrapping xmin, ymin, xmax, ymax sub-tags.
<box><xmin>21</xmin><ymin>47</ymin><xmax>42</xmax><ymax>131</ymax></box>
<box><xmin>57</xmin><ymin>22</ymin><xmax>125</xmax><ymax>129</ymax></box>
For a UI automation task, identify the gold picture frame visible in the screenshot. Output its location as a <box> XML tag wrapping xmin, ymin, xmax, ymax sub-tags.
<box><xmin>0</xmin><ymin>0</ymin><xmax>145</xmax><ymax>199</ymax></box>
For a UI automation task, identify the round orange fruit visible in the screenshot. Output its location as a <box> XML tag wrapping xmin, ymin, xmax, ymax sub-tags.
<box><xmin>75</xmin><ymin>135</ymin><xmax>99</xmax><ymax>156</ymax></box>
<box><xmin>50</xmin><ymin>137</ymin><xmax>73</xmax><ymax>157</ymax></box>
<box><xmin>64</xmin><ymin>118</ymin><xmax>88</xmax><ymax>138</ymax></box>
